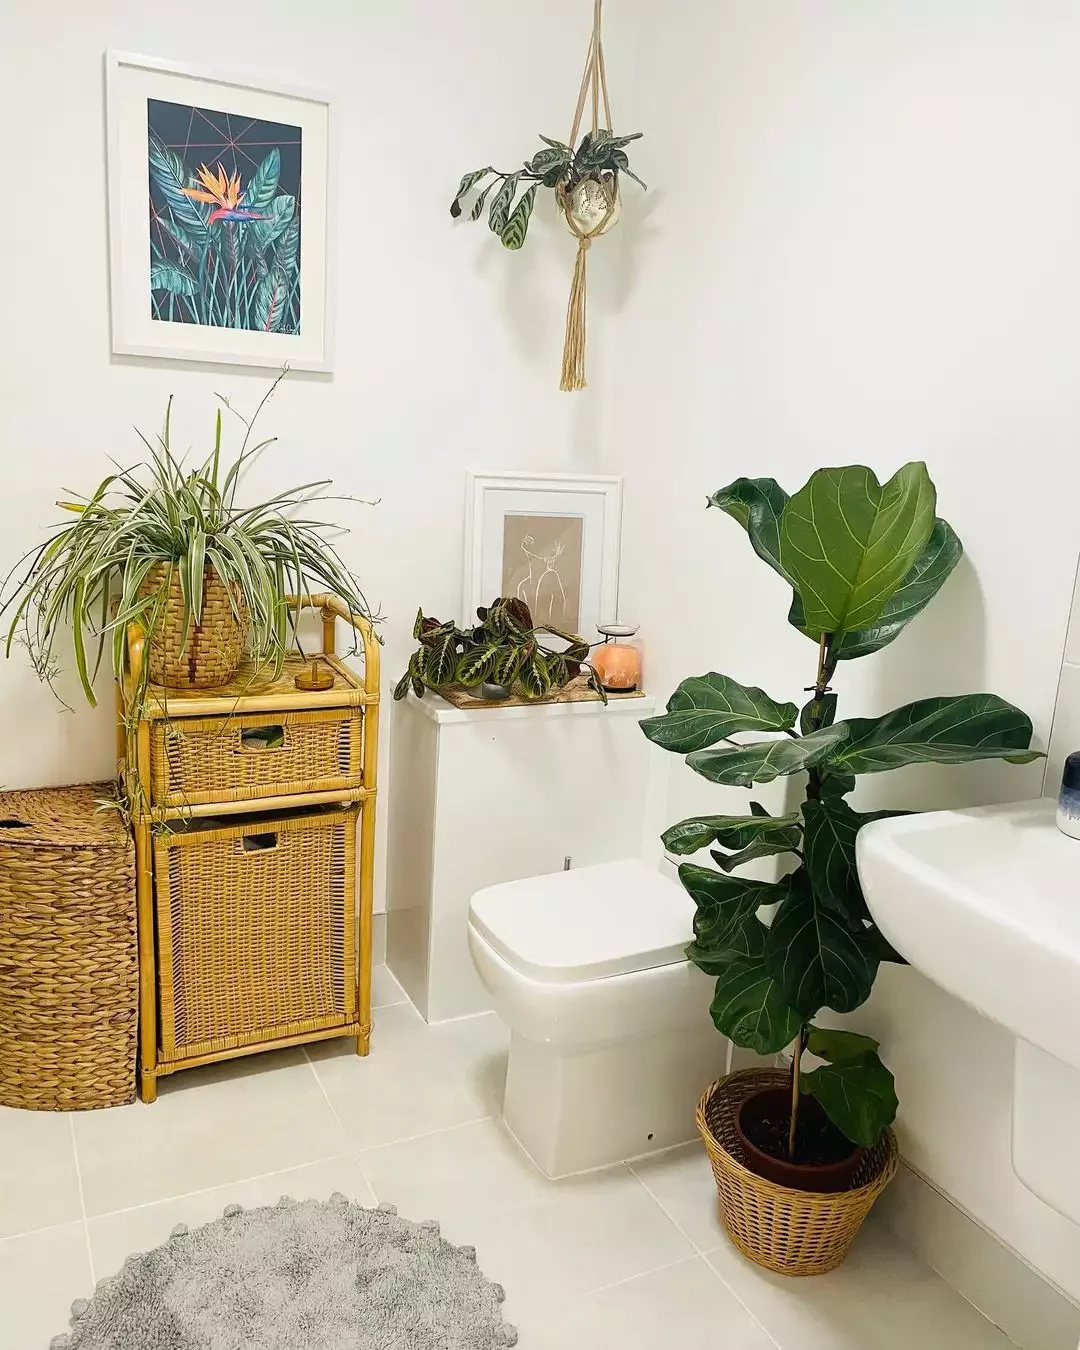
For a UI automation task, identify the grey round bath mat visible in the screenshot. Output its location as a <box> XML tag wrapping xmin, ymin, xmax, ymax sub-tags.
<box><xmin>51</xmin><ymin>1195</ymin><xmax>517</xmax><ymax>1349</ymax></box>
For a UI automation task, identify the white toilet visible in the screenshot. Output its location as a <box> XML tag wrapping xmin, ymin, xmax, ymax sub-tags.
<box><xmin>467</xmin><ymin>858</ymin><xmax>725</xmax><ymax>1179</ymax></box>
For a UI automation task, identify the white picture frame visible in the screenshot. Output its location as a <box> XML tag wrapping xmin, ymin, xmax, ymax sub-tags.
<box><xmin>463</xmin><ymin>472</ymin><xmax>623</xmax><ymax>640</ymax></box>
<box><xmin>105</xmin><ymin>51</ymin><xmax>335</xmax><ymax>370</ymax></box>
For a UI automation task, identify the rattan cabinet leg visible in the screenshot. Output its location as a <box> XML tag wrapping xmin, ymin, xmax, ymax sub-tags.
<box><xmin>139</xmin><ymin>1068</ymin><xmax>158</xmax><ymax>1103</ymax></box>
<box><xmin>356</xmin><ymin>1022</ymin><xmax>372</xmax><ymax>1056</ymax></box>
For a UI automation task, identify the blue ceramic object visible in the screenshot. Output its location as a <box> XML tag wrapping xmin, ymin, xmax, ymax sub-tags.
<box><xmin>1057</xmin><ymin>751</ymin><xmax>1080</xmax><ymax>840</ymax></box>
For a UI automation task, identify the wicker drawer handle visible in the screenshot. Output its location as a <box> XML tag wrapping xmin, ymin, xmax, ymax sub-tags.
<box><xmin>240</xmin><ymin>831</ymin><xmax>280</xmax><ymax>854</ymax></box>
<box><xmin>0</xmin><ymin>818</ymin><xmax>31</xmax><ymax>829</ymax></box>
<box><xmin>238</xmin><ymin>725</ymin><xmax>287</xmax><ymax>753</ymax></box>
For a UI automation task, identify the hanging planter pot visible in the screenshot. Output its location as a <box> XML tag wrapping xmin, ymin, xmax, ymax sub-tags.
<box><xmin>449</xmin><ymin>0</ymin><xmax>644</xmax><ymax>391</ymax></box>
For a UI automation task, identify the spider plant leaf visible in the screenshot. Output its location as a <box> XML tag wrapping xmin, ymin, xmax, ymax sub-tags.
<box><xmin>71</xmin><ymin>577</ymin><xmax>96</xmax><ymax>706</ymax></box>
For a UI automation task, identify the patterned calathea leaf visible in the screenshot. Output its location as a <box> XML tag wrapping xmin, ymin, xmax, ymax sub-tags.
<box><xmin>408</xmin><ymin>650</ymin><xmax>426</xmax><ymax>698</ymax></box>
<box><xmin>686</xmin><ymin>723</ymin><xmax>848</xmax><ymax>788</ymax></box>
<box><xmin>450</xmin><ymin>168</ymin><xmax>491</xmax><ymax>218</ymax></box>
<box><xmin>487</xmin><ymin>173</ymin><xmax>520</xmax><ymax>235</ymax></box>
<box><xmin>764</xmin><ymin>869</ymin><xmax>878</xmax><ymax>1018</ymax></box>
<box><xmin>424</xmin><ymin>630</ymin><xmax>459</xmax><ymax>688</ymax></box>
<box><xmin>708</xmin><ymin>478</ymin><xmax>795</xmax><ymax>586</ymax></box>
<box><xmin>456</xmin><ymin>643</ymin><xmax>500</xmax><ymax>688</ymax></box>
<box><xmin>801</xmin><ymin>1026</ymin><xmax>898</xmax><ymax>1147</ymax></box>
<box><xmin>662</xmin><ymin>806</ymin><xmax>801</xmax><ymax>856</ymax></box>
<box><xmin>491</xmin><ymin>645</ymin><xmax>523</xmax><ymax>688</ymax></box>
<box><xmin>501</xmin><ymin>184</ymin><xmax>538</xmax><ymax>250</ymax></box>
<box><xmin>779</xmin><ymin>463</ymin><xmax>937</xmax><ymax>637</ymax></box>
<box><xmin>519</xmin><ymin>650</ymin><xmax>552</xmax><ymax>698</ymax></box>
<box><xmin>830</xmin><ymin>694</ymin><xmax>1039</xmax><ymax>773</ymax></box>
<box><xmin>640</xmin><ymin>673</ymin><xmax>799</xmax><ymax>754</ymax></box>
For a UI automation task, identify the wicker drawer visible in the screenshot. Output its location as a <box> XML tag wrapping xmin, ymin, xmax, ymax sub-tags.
<box><xmin>153</xmin><ymin>806</ymin><xmax>359</xmax><ymax>1062</ymax></box>
<box><xmin>150</xmin><ymin>707</ymin><xmax>363</xmax><ymax>808</ymax></box>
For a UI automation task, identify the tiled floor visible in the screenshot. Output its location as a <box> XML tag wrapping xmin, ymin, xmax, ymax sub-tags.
<box><xmin>0</xmin><ymin>966</ymin><xmax>1016</xmax><ymax>1349</ymax></box>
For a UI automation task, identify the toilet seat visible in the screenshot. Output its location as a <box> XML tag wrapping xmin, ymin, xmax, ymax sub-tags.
<box><xmin>468</xmin><ymin>859</ymin><xmax>693</xmax><ymax>984</ymax></box>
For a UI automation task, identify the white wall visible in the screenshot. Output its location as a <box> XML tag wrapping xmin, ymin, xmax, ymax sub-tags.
<box><xmin>1045</xmin><ymin>560</ymin><xmax>1080</xmax><ymax>798</ymax></box>
<box><xmin>610</xmin><ymin>0</ymin><xmax>1080</xmax><ymax>1303</ymax></box>
<box><xmin>0</xmin><ymin>0</ymin><xmax>636</xmax><ymax>909</ymax></box>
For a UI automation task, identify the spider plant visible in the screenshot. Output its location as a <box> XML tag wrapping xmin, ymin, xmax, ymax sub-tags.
<box><xmin>1</xmin><ymin>375</ymin><xmax>377</xmax><ymax>708</ymax></box>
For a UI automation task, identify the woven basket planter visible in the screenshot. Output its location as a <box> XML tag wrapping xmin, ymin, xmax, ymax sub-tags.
<box><xmin>0</xmin><ymin>783</ymin><xmax>136</xmax><ymax>1111</ymax></box>
<box><xmin>697</xmin><ymin>1067</ymin><xmax>898</xmax><ymax>1277</ymax></box>
<box><xmin>139</xmin><ymin>562</ymin><xmax>248</xmax><ymax>690</ymax></box>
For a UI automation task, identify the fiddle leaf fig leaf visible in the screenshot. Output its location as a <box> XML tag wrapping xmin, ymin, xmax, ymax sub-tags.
<box><xmin>711</xmin><ymin>825</ymin><xmax>802</xmax><ymax>873</ymax></box>
<box><xmin>662</xmin><ymin>811</ymin><xmax>801</xmax><ymax>856</ymax></box>
<box><xmin>831</xmin><ymin>695</ymin><xmax>1040</xmax><ymax>773</ymax></box>
<box><xmin>802</xmin><ymin>1049</ymin><xmax>898</xmax><ymax>1147</ymax></box>
<box><xmin>800</xmin><ymin>692</ymin><xmax>837</xmax><ymax>737</ymax></box>
<box><xmin>679</xmin><ymin>865</ymin><xmax>788</xmax><ymax>954</ymax></box>
<box><xmin>687</xmin><ymin>723</ymin><xmax>849</xmax><ymax>788</ymax></box>
<box><xmin>779</xmin><ymin>463</ymin><xmax>937</xmax><ymax>636</ymax></box>
<box><xmin>708</xmin><ymin>478</ymin><xmax>794</xmax><ymax>586</ymax></box>
<box><xmin>641</xmin><ymin>673</ymin><xmax>799</xmax><ymax>754</ymax></box>
<box><xmin>709</xmin><ymin>952</ymin><xmax>804</xmax><ymax>1056</ymax></box>
<box><xmin>801</xmin><ymin>797</ymin><xmax>907</xmax><ymax>928</ymax></box>
<box><xmin>805</xmin><ymin>1026</ymin><xmax>880</xmax><ymax>1062</ymax></box>
<box><xmin>765</xmin><ymin>870</ymin><xmax>878</xmax><ymax>1017</ymax></box>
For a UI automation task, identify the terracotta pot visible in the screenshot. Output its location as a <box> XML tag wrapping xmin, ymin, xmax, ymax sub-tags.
<box><xmin>736</xmin><ymin>1087</ymin><xmax>864</xmax><ymax>1194</ymax></box>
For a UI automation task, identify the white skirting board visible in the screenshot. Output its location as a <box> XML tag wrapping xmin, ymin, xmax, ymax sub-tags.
<box><xmin>876</xmin><ymin>1162</ymin><xmax>1080</xmax><ymax>1350</ymax></box>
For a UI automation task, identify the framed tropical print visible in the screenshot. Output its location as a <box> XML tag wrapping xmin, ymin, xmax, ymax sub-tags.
<box><xmin>105</xmin><ymin>52</ymin><xmax>335</xmax><ymax>370</ymax></box>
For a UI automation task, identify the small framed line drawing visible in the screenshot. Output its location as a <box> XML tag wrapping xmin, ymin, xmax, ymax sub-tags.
<box><xmin>105</xmin><ymin>51</ymin><xmax>335</xmax><ymax>370</ymax></box>
<box><xmin>463</xmin><ymin>472</ymin><xmax>623</xmax><ymax>639</ymax></box>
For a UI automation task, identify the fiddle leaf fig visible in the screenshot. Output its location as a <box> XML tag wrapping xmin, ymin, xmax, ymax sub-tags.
<box><xmin>686</xmin><ymin>723</ymin><xmax>848</xmax><ymax>787</ymax></box>
<box><xmin>640</xmin><ymin>673</ymin><xmax>799</xmax><ymax>753</ymax></box>
<box><xmin>643</xmin><ymin>460</ymin><xmax>1038</xmax><ymax>1154</ymax></box>
<box><xmin>779</xmin><ymin>463</ymin><xmax>937</xmax><ymax>636</ymax></box>
<box><xmin>708</xmin><ymin>477</ymin><xmax>794</xmax><ymax>586</ymax></box>
<box><xmin>765</xmin><ymin>870</ymin><xmax>879</xmax><ymax>1017</ymax></box>
<box><xmin>832</xmin><ymin>695</ymin><xmax>1039</xmax><ymax>773</ymax></box>
<box><xmin>802</xmin><ymin>1050</ymin><xmax>898</xmax><ymax>1149</ymax></box>
<box><xmin>662</xmin><ymin>811</ymin><xmax>801</xmax><ymax>856</ymax></box>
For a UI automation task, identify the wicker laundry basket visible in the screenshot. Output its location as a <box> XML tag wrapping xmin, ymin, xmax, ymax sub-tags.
<box><xmin>698</xmin><ymin>1068</ymin><xmax>898</xmax><ymax>1276</ymax></box>
<box><xmin>0</xmin><ymin>784</ymin><xmax>137</xmax><ymax>1110</ymax></box>
<box><xmin>139</xmin><ymin>562</ymin><xmax>248</xmax><ymax>690</ymax></box>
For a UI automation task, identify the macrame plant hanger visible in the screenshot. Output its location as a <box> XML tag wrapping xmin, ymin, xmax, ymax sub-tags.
<box><xmin>557</xmin><ymin>0</ymin><xmax>616</xmax><ymax>392</ymax></box>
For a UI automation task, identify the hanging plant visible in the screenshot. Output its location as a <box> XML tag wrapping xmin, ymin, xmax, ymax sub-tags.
<box><xmin>449</xmin><ymin>128</ymin><xmax>645</xmax><ymax>252</ymax></box>
<box><xmin>449</xmin><ymin>0</ymin><xmax>642</xmax><ymax>391</ymax></box>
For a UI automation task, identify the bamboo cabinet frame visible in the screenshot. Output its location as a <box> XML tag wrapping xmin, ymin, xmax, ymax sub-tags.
<box><xmin>119</xmin><ymin>595</ymin><xmax>380</xmax><ymax>1104</ymax></box>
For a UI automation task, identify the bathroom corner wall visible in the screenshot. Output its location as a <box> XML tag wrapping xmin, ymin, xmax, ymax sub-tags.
<box><xmin>1043</xmin><ymin>556</ymin><xmax>1080</xmax><ymax>799</ymax></box>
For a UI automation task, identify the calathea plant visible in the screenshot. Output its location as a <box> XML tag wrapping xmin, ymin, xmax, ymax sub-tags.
<box><xmin>450</xmin><ymin>129</ymin><xmax>645</xmax><ymax>250</ymax></box>
<box><xmin>394</xmin><ymin>596</ymin><xmax>605</xmax><ymax>702</ymax></box>
<box><xmin>642</xmin><ymin>464</ymin><xmax>1038</xmax><ymax>1165</ymax></box>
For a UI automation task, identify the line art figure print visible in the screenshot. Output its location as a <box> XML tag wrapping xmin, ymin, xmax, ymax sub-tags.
<box><xmin>500</xmin><ymin>514</ymin><xmax>584</xmax><ymax>632</ymax></box>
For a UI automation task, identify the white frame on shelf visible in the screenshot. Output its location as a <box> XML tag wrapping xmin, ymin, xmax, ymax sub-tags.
<box><xmin>105</xmin><ymin>50</ymin><xmax>337</xmax><ymax>371</ymax></box>
<box><xmin>463</xmin><ymin>471</ymin><xmax>623</xmax><ymax>638</ymax></box>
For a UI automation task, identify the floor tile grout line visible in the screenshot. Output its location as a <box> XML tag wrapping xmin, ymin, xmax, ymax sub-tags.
<box><xmin>68</xmin><ymin>1115</ymin><xmax>96</xmax><ymax>1286</ymax></box>
<box><xmin>77</xmin><ymin>1153</ymin><xmax>365</xmax><ymax>1225</ymax></box>
<box><xmin>627</xmin><ymin>1163</ymin><xmax>782</xmax><ymax>1349</ymax></box>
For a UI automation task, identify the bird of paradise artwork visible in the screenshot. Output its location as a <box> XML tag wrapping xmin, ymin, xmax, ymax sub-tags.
<box><xmin>147</xmin><ymin>97</ymin><xmax>302</xmax><ymax>334</ymax></box>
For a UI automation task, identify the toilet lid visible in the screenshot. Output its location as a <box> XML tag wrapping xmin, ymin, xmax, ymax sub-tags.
<box><xmin>468</xmin><ymin>860</ymin><xmax>694</xmax><ymax>984</ymax></box>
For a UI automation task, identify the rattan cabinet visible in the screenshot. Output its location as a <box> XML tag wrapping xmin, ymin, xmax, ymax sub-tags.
<box><xmin>119</xmin><ymin>595</ymin><xmax>379</xmax><ymax>1104</ymax></box>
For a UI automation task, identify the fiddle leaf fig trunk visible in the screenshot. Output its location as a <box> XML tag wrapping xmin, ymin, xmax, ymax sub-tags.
<box><xmin>644</xmin><ymin>463</ymin><xmax>1040</xmax><ymax>1160</ymax></box>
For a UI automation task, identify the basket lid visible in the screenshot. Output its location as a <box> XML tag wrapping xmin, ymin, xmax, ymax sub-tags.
<box><xmin>0</xmin><ymin>783</ymin><xmax>130</xmax><ymax>848</ymax></box>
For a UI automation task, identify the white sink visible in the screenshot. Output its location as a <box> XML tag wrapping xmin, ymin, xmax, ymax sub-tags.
<box><xmin>858</xmin><ymin>798</ymin><xmax>1080</xmax><ymax>1223</ymax></box>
